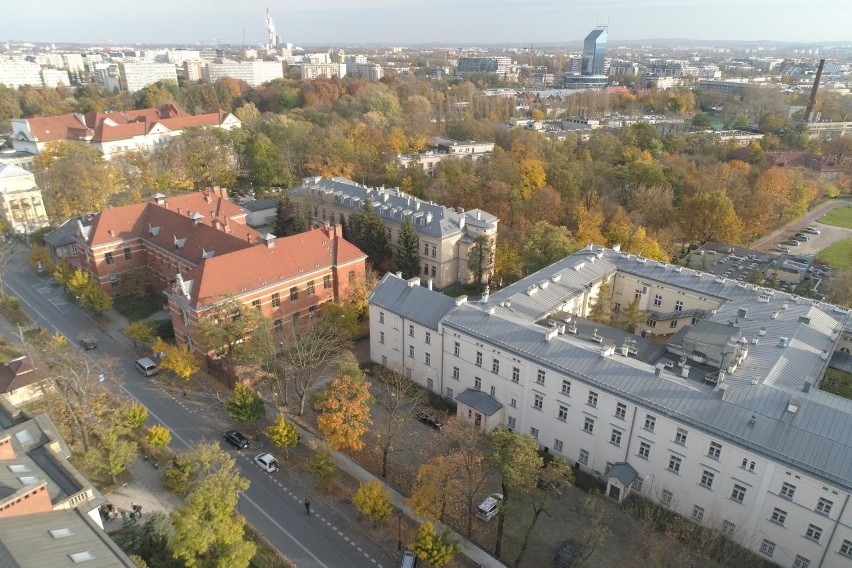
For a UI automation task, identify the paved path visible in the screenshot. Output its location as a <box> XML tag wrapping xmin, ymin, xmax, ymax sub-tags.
<box><xmin>750</xmin><ymin>198</ymin><xmax>852</xmax><ymax>251</ymax></box>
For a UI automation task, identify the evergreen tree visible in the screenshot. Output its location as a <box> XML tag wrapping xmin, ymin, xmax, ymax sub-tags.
<box><xmin>396</xmin><ymin>216</ymin><xmax>420</xmax><ymax>279</ymax></box>
<box><xmin>622</xmin><ymin>297</ymin><xmax>646</xmax><ymax>334</ymax></box>
<box><xmin>468</xmin><ymin>236</ymin><xmax>493</xmax><ymax>292</ymax></box>
<box><xmin>273</xmin><ymin>194</ymin><xmax>301</xmax><ymax>238</ymax></box>
<box><xmin>587</xmin><ymin>278</ymin><xmax>612</xmax><ymax>324</ymax></box>
<box><xmin>349</xmin><ymin>200</ymin><xmax>391</xmax><ymax>267</ymax></box>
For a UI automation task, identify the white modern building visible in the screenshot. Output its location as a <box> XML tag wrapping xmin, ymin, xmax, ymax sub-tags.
<box><xmin>299</xmin><ymin>63</ymin><xmax>346</xmax><ymax>80</ymax></box>
<box><xmin>202</xmin><ymin>60</ymin><xmax>284</xmax><ymax>87</ymax></box>
<box><xmin>119</xmin><ymin>61</ymin><xmax>178</xmax><ymax>92</ymax></box>
<box><xmin>41</xmin><ymin>68</ymin><xmax>70</xmax><ymax>88</ymax></box>
<box><xmin>369</xmin><ymin>246</ymin><xmax>852</xmax><ymax>568</ymax></box>
<box><xmin>0</xmin><ymin>60</ymin><xmax>42</xmax><ymax>88</ymax></box>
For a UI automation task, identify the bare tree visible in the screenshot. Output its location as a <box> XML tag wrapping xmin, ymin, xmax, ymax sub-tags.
<box><xmin>279</xmin><ymin>318</ymin><xmax>346</xmax><ymax>416</ymax></box>
<box><xmin>372</xmin><ymin>366</ymin><xmax>423</xmax><ymax>478</ymax></box>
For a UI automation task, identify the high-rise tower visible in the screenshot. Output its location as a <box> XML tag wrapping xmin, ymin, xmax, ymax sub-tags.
<box><xmin>266</xmin><ymin>8</ymin><xmax>277</xmax><ymax>50</ymax></box>
<box><xmin>582</xmin><ymin>26</ymin><xmax>608</xmax><ymax>76</ymax></box>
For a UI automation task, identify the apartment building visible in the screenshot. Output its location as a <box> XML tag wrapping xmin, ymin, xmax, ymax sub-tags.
<box><xmin>456</xmin><ymin>56</ymin><xmax>513</xmax><ymax>77</ymax></box>
<box><xmin>11</xmin><ymin>104</ymin><xmax>240</xmax><ymax>159</ymax></box>
<box><xmin>74</xmin><ymin>188</ymin><xmax>367</xmax><ymax>356</ymax></box>
<box><xmin>0</xmin><ymin>60</ymin><xmax>42</xmax><ymax>88</ymax></box>
<box><xmin>299</xmin><ymin>63</ymin><xmax>347</xmax><ymax>80</ymax></box>
<box><xmin>203</xmin><ymin>60</ymin><xmax>284</xmax><ymax>87</ymax></box>
<box><xmin>289</xmin><ymin>177</ymin><xmax>498</xmax><ymax>290</ymax></box>
<box><xmin>369</xmin><ymin>246</ymin><xmax>852</xmax><ymax>568</ymax></box>
<box><xmin>119</xmin><ymin>61</ymin><xmax>178</xmax><ymax>92</ymax></box>
<box><xmin>0</xmin><ymin>162</ymin><xmax>49</xmax><ymax>237</ymax></box>
<box><xmin>396</xmin><ymin>137</ymin><xmax>495</xmax><ymax>176</ymax></box>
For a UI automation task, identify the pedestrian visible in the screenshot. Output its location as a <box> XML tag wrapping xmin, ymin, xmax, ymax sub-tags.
<box><xmin>304</xmin><ymin>499</ymin><xmax>311</xmax><ymax>515</ymax></box>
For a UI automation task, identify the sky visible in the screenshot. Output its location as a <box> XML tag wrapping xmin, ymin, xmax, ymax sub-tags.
<box><xmin>3</xmin><ymin>0</ymin><xmax>851</xmax><ymax>47</ymax></box>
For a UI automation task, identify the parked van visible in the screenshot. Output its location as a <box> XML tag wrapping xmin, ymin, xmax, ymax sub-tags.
<box><xmin>400</xmin><ymin>549</ymin><xmax>417</xmax><ymax>568</ymax></box>
<box><xmin>135</xmin><ymin>357</ymin><xmax>159</xmax><ymax>377</ymax></box>
<box><xmin>476</xmin><ymin>493</ymin><xmax>503</xmax><ymax>522</ymax></box>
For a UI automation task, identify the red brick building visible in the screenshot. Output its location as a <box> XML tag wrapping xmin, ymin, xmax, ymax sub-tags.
<box><xmin>75</xmin><ymin>188</ymin><xmax>367</xmax><ymax>354</ymax></box>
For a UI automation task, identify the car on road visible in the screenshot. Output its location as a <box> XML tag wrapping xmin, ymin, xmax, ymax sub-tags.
<box><xmin>476</xmin><ymin>493</ymin><xmax>503</xmax><ymax>522</ymax></box>
<box><xmin>135</xmin><ymin>357</ymin><xmax>159</xmax><ymax>376</ymax></box>
<box><xmin>224</xmin><ymin>430</ymin><xmax>250</xmax><ymax>449</ymax></box>
<box><xmin>79</xmin><ymin>337</ymin><xmax>97</xmax><ymax>350</ymax></box>
<box><xmin>254</xmin><ymin>453</ymin><xmax>280</xmax><ymax>473</ymax></box>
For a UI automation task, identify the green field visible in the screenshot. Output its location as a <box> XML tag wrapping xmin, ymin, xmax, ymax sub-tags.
<box><xmin>819</xmin><ymin>207</ymin><xmax>852</xmax><ymax>229</ymax></box>
<box><xmin>822</xmin><ymin>368</ymin><xmax>852</xmax><ymax>400</ymax></box>
<box><xmin>816</xmin><ymin>238</ymin><xmax>852</xmax><ymax>268</ymax></box>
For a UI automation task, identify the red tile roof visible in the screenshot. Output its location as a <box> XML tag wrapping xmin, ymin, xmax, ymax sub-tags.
<box><xmin>0</xmin><ymin>356</ymin><xmax>36</xmax><ymax>394</ymax></box>
<box><xmin>24</xmin><ymin>114</ymin><xmax>93</xmax><ymax>142</ymax></box>
<box><xmin>183</xmin><ymin>226</ymin><xmax>367</xmax><ymax>308</ymax></box>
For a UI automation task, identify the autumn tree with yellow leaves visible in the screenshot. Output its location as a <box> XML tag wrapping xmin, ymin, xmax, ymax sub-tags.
<box><xmin>314</xmin><ymin>352</ymin><xmax>372</xmax><ymax>451</ymax></box>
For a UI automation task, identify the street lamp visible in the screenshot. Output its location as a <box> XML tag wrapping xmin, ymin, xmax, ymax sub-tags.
<box><xmin>397</xmin><ymin>510</ymin><xmax>403</xmax><ymax>552</ymax></box>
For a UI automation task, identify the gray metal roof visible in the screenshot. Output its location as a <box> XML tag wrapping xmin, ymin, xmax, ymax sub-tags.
<box><xmin>606</xmin><ymin>462</ymin><xmax>639</xmax><ymax>486</ymax></box>
<box><xmin>369</xmin><ymin>273</ymin><xmax>457</xmax><ymax>330</ymax></box>
<box><xmin>43</xmin><ymin>218</ymin><xmax>82</xmax><ymax>248</ymax></box>
<box><xmin>241</xmin><ymin>197</ymin><xmax>278</xmax><ymax>212</ymax></box>
<box><xmin>456</xmin><ymin>389</ymin><xmax>503</xmax><ymax>416</ymax></box>
<box><xmin>290</xmin><ymin>177</ymin><xmax>498</xmax><ymax>239</ymax></box>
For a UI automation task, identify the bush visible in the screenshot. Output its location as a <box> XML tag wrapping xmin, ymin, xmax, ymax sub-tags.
<box><xmin>308</xmin><ymin>441</ymin><xmax>338</xmax><ymax>482</ymax></box>
<box><xmin>163</xmin><ymin>458</ymin><xmax>195</xmax><ymax>495</ymax></box>
<box><xmin>146</xmin><ymin>424</ymin><xmax>172</xmax><ymax>447</ymax></box>
<box><xmin>352</xmin><ymin>480</ymin><xmax>393</xmax><ymax>522</ymax></box>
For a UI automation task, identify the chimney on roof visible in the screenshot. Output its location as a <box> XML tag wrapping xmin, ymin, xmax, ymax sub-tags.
<box><xmin>263</xmin><ymin>233</ymin><xmax>275</xmax><ymax>248</ymax></box>
<box><xmin>108</xmin><ymin>229</ymin><xmax>115</xmax><ymax>237</ymax></box>
<box><xmin>427</xmin><ymin>279</ymin><xmax>433</xmax><ymax>290</ymax></box>
<box><xmin>246</xmin><ymin>232</ymin><xmax>252</xmax><ymax>243</ymax></box>
<box><xmin>205</xmin><ymin>190</ymin><xmax>212</xmax><ymax>204</ymax></box>
<box><xmin>223</xmin><ymin>218</ymin><xmax>230</xmax><ymax>233</ymax></box>
<box><xmin>177</xmin><ymin>207</ymin><xmax>182</xmax><ymax>215</ymax></box>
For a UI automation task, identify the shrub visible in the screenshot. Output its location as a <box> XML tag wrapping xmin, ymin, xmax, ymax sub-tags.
<box><xmin>352</xmin><ymin>480</ymin><xmax>393</xmax><ymax>523</ymax></box>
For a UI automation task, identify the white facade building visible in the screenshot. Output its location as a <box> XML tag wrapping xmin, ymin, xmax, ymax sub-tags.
<box><xmin>369</xmin><ymin>247</ymin><xmax>852</xmax><ymax>568</ymax></box>
<box><xmin>120</xmin><ymin>62</ymin><xmax>178</xmax><ymax>92</ymax></box>
<box><xmin>41</xmin><ymin>68</ymin><xmax>70</xmax><ymax>88</ymax></box>
<box><xmin>299</xmin><ymin>63</ymin><xmax>346</xmax><ymax>80</ymax></box>
<box><xmin>0</xmin><ymin>60</ymin><xmax>42</xmax><ymax>88</ymax></box>
<box><xmin>202</xmin><ymin>60</ymin><xmax>284</xmax><ymax>87</ymax></box>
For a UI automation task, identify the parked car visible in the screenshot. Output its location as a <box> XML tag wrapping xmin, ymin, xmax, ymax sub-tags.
<box><xmin>79</xmin><ymin>337</ymin><xmax>97</xmax><ymax>350</ymax></box>
<box><xmin>254</xmin><ymin>453</ymin><xmax>280</xmax><ymax>473</ymax></box>
<box><xmin>777</xmin><ymin>246</ymin><xmax>791</xmax><ymax>253</ymax></box>
<box><xmin>415</xmin><ymin>410</ymin><xmax>443</xmax><ymax>430</ymax></box>
<box><xmin>804</xmin><ymin>227</ymin><xmax>821</xmax><ymax>235</ymax></box>
<box><xmin>400</xmin><ymin>549</ymin><xmax>418</xmax><ymax>568</ymax></box>
<box><xmin>135</xmin><ymin>357</ymin><xmax>159</xmax><ymax>376</ymax></box>
<box><xmin>554</xmin><ymin>540</ymin><xmax>578</xmax><ymax>568</ymax></box>
<box><xmin>476</xmin><ymin>493</ymin><xmax>503</xmax><ymax>522</ymax></box>
<box><xmin>224</xmin><ymin>430</ymin><xmax>250</xmax><ymax>449</ymax></box>
<box><xmin>786</xmin><ymin>240</ymin><xmax>800</xmax><ymax>247</ymax></box>
<box><xmin>793</xmin><ymin>235</ymin><xmax>809</xmax><ymax>242</ymax></box>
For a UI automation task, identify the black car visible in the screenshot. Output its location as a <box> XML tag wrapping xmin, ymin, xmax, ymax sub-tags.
<box><xmin>224</xmin><ymin>430</ymin><xmax>250</xmax><ymax>449</ymax></box>
<box><xmin>79</xmin><ymin>337</ymin><xmax>97</xmax><ymax>350</ymax></box>
<box><xmin>415</xmin><ymin>410</ymin><xmax>444</xmax><ymax>430</ymax></box>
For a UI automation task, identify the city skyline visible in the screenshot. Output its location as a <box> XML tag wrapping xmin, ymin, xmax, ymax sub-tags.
<box><xmin>3</xmin><ymin>0</ymin><xmax>851</xmax><ymax>47</ymax></box>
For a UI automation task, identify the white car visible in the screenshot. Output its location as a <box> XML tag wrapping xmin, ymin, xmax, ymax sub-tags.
<box><xmin>254</xmin><ymin>453</ymin><xmax>280</xmax><ymax>473</ymax></box>
<box><xmin>476</xmin><ymin>493</ymin><xmax>503</xmax><ymax>522</ymax></box>
<box><xmin>803</xmin><ymin>227</ymin><xmax>821</xmax><ymax>235</ymax></box>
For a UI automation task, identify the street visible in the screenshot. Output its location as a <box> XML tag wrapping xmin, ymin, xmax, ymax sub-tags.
<box><xmin>0</xmin><ymin>250</ymin><xmax>392</xmax><ymax>568</ymax></box>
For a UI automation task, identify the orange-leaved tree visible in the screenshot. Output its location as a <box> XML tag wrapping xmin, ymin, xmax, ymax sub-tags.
<box><xmin>314</xmin><ymin>352</ymin><xmax>372</xmax><ymax>451</ymax></box>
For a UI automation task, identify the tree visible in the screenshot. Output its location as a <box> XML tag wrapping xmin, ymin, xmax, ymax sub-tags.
<box><xmin>315</xmin><ymin>352</ymin><xmax>372</xmax><ymax>451</ymax></box>
<box><xmin>125</xmin><ymin>321</ymin><xmax>156</xmax><ymax>349</ymax></box>
<box><xmin>352</xmin><ymin>480</ymin><xmax>393</xmax><ymax>523</ymax></box>
<box><xmin>373</xmin><ymin>367</ymin><xmax>423</xmax><ymax>478</ymax></box>
<box><xmin>348</xmin><ymin>200</ymin><xmax>392</xmax><ymax>268</ymax></box>
<box><xmin>408</xmin><ymin>455</ymin><xmax>456</xmax><ymax>523</ymax></box>
<box><xmin>272</xmin><ymin>193</ymin><xmax>302</xmax><ymax>238</ymax></box>
<box><xmin>467</xmin><ymin>236</ymin><xmax>494</xmax><ymax>292</ymax></box>
<box><xmin>153</xmin><ymin>337</ymin><xmax>199</xmax><ymax>382</ymax></box>
<box><xmin>28</xmin><ymin>245</ymin><xmax>55</xmax><ymax>274</ymax></box>
<box><xmin>308</xmin><ymin>441</ymin><xmax>339</xmax><ymax>482</ymax></box>
<box><xmin>572</xmin><ymin>491</ymin><xmax>612</xmax><ymax>567</ymax></box>
<box><xmin>395</xmin><ymin>216</ymin><xmax>420</xmax><ymax>279</ymax></box>
<box><xmin>93</xmin><ymin>427</ymin><xmax>138</xmax><ymax>484</ymax></box>
<box><xmin>193</xmin><ymin>296</ymin><xmax>261</xmax><ymax>365</ymax></box>
<box><xmin>81</xmin><ymin>282</ymin><xmax>113</xmax><ymax>314</ymax></box>
<box><xmin>266</xmin><ymin>414</ymin><xmax>300</xmax><ymax>454</ymax></box>
<box><xmin>678</xmin><ymin>191</ymin><xmax>742</xmax><ymax>244</ymax></box>
<box><xmin>156</xmin><ymin>128</ymin><xmax>238</xmax><ymax>191</ymax></box>
<box><xmin>246</xmin><ymin>132</ymin><xmax>289</xmax><ymax>188</ymax></box>
<box><xmin>587</xmin><ymin>277</ymin><xmax>612</xmax><ymax>324</ymax></box>
<box><xmin>111</xmin><ymin>511</ymin><xmax>175</xmax><ymax>568</ymax></box>
<box><xmin>488</xmin><ymin>427</ymin><xmax>543</xmax><ymax>559</ymax></box>
<box><xmin>279</xmin><ymin>318</ymin><xmax>347</xmax><ymax>416</ymax></box>
<box><xmin>622</xmin><ymin>297</ymin><xmax>647</xmax><ymax>334</ymax></box>
<box><xmin>124</xmin><ymin>403</ymin><xmax>149</xmax><ymax>430</ymax></box>
<box><xmin>410</xmin><ymin>522</ymin><xmax>460</xmax><ymax>568</ymax></box>
<box><xmin>170</xmin><ymin>468</ymin><xmax>256</xmax><ymax>568</ymax></box>
<box><xmin>146</xmin><ymin>424</ymin><xmax>172</xmax><ymax>447</ymax></box>
<box><xmin>226</xmin><ymin>383</ymin><xmax>265</xmax><ymax>429</ymax></box>
<box><xmin>520</xmin><ymin>221</ymin><xmax>581</xmax><ymax>274</ymax></box>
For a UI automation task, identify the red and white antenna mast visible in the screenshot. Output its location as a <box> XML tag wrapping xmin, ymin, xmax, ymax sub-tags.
<box><xmin>266</xmin><ymin>8</ymin><xmax>277</xmax><ymax>50</ymax></box>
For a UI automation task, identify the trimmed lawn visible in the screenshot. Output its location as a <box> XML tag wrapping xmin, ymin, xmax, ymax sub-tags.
<box><xmin>816</xmin><ymin>238</ymin><xmax>852</xmax><ymax>268</ymax></box>
<box><xmin>822</xmin><ymin>368</ymin><xmax>852</xmax><ymax>399</ymax></box>
<box><xmin>113</xmin><ymin>292</ymin><xmax>166</xmax><ymax>321</ymax></box>
<box><xmin>819</xmin><ymin>206</ymin><xmax>852</xmax><ymax>229</ymax></box>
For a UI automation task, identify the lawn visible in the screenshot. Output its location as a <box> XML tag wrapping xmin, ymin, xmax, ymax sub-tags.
<box><xmin>816</xmin><ymin>238</ymin><xmax>852</xmax><ymax>268</ymax></box>
<box><xmin>821</xmin><ymin>368</ymin><xmax>852</xmax><ymax>399</ymax></box>
<box><xmin>113</xmin><ymin>291</ymin><xmax>166</xmax><ymax>321</ymax></box>
<box><xmin>819</xmin><ymin>206</ymin><xmax>852</xmax><ymax>229</ymax></box>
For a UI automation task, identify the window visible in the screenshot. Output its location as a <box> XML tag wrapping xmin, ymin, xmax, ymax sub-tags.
<box><xmin>425</xmin><ymin>353</ymin><xmax>431</xmax><ymax>366</ymax></box>
<box><xmin>780</xmin><ymin>482</ymin><xmax>796</xmax><ymax>500</ymax></box>
<box><xmin>646</xmin><ymin>319</ymin><xmax>657</xmax><ymax>327</ymax></box>
<box><xmin>307</xmin><ymin>280</ymin><xmax>315</xmax><ymax>295</ymax></box>
<box><xmin>635</xmin><ymin>289</ymin><xmax>642</xmax><ymax>299</ymax></box>
<box><xmin>490</xmin><ymin>385</ymin><xmax>496</xmax><ymax>397</ymax></box>
<box><xmin>561</xmin><ymin>379</ymin><xmax>571</xmax><ymax>395</ymax></box>
<box><xmin>674</xmin><ymin>428</ymin><xmax>688</xmax><ymax>446</ymax></box>
<box><xmin>423</xmin><ymin>243</ymin><xmax>429</xmax><ymax>255</ymax></box>
<box><xmin>533</xmin><ymin>394</ymin><xmax>543</xmax><ymax>410</ymax></box>
<box><xmin>274</xmin><ymin>318</ymin><xmax>283</xmax><ymax>331</ymax></box>
<box><xmin>587</xmin><ymin>391</ymin><xmax>598</xmax><ymax>407</ymax></box>
<box><xmin>615</xmin><ymin>402</ymin><xmax>627</xmax><ymax>419</ymax></box>
<box><xmin>290</xmin><ymin>286</ymin><xmax>298</xmax><ymax>301</ymax></box>
<box><xmin>308</xmin><ymin>305</ymin><xmax>316</xmax><ymax>318</ymax></box>
<box><xmin>123</xmin><ymin>247</ymin><xmax>132</xmax><ymax>260</ymax></box>
<box><xmin>431</xmin><ymin>245</ymin><xmax>436</xmax><ymax>258</ymax></box>
<box><xmin>409</xmin><ymin>325</ymin><xmax>415</xmax><ymax>337</ymax></box>
<box><xmin>292</xmin><ymin>311</ymin><xmax>300</xmax><ymax>323</ymax></box>
<box><xmin>614</xmin><ymin>302</ymin><xmax>621</xmax><ymax>312</ymax></box>
<box><xmin>654</xmin><ymin>294</ymin><xmax>662</xmax><ymax>306</ymax></box>
<box><xmin>668</xmin><ymin>455</ymin><xmax>682</xmax><ymax>474</ymax></box>
<box><xmin>554</xmin><ymin>439</ymin><xmax>563</xmax><ymax>452</ymax></box>
<box><xmin>840</xmin><ymin>540</ymin><xmax>852</xmax><ymax>558</ymax></box>
<box><xmin>452</xmin><ymin>367</ymin><xmax>460</xmax><ymax>380</ymax></box>
<box><xmin>492</xmin><ymin>358</ymin><xmax>499</xmax><ymax>374</ymax></box>
<box><xmin>104</xmin><ymin>251</ymin><xmax>114</xmax><ymax>265</ymax></box>
<box><xmin>557</xmin><ymin>405</ymin><xmax>568</xmax><ymax>421</ymax></box>
<box><xmin>804</xmin><ymin>524</ymin><xmax>822</xmax><ymax>543</ymax></box>
<box><xmin>425</xmin><ymin>332</ymin><xmax>431</xmax><ymax>345</ymax></box>
<box><xmin>675</xmin><ymin>300</ymin><xmax>683</xmax><ymax>312</ymax></box>
<box><xmin>759</xmin><ymin>539</ymin><xmax>775</xmax><ymax>557</ymax></box>
<box><xmin>427</xmin><ymin>378</ymin><xmax>433</xmax><ymax>390</ymax></box>
<box><xmin>692</xmin><ymin>505</ymin><xmax>705</xmax><ymax>522</ymax></box>
<box><xmin>349</xmin><ymin>271</ymin><xmax>355</xmax><ymax>283</ymax></box>
<box><xmin>323</xmin><ymin>274</ymin><xmax>331</xmax><ymax>289</ymax></box>
<box><xmin>509</xmin><ymin>398</ymin><xmax>517</xmax><ymax>408</ymax></box>
<box><xmin>610</xmin><ymin>429</ymin><xmax>622</xmax><ymax>446</ymax></box>
<box><xmin>423</xmin><ymin>264</ymin><xmax>429</xmax><ymax>275</ymax></box>
<box><xmin>583</xmin><ymin>417</ymin><xmax>595</xmax><ymax>434</ymax></box>
<box><xmin>661</xmin><ymin>489</ymin><xmax>673</xmax><ymax>507</ymax></box>
<box><xmin>579</xmin><ymin>449</ymin><xmax>589</xmax><ymax>465</ymax></box>
<box><xmin>409</xmin><ymin>345</ymin><xmax>415</xmax><ymax>358</ymax></box>
<box><xmin>605</xmin><ymin>462</ymin><xmax>613</xmax><ymax>474</ymax></box>
<box><xmin>816</xmin><ymin>497</ymin><xmax>833</xmax><ymax>516</ymax></box>
<box><xmin>379</xmin><ymin>331</ymin><xmax>385</xmax><ymax>344</ymax></box>
<box><xmin>644</xmin><ymin>415</ymin><xmax>656</xmax><ymax>432</ymax></box>
<box><xmin>476</xmin><ymin>351</ymin><xmax>482</xmax><ymax>367</ymax></box>
<box><xmin>700</xmin><ymin>470</ymin><xmax>715</xmax><ymax>489</ymax></box>
<box><xmin>379</xmin><ymin>311</ymin><xmax>385</xmax><ymax>324</ymax></box>
<box><xmin>109</xmin><ymin>273</ymin><xmax>118</xmax><ymax>287</ymax></box>
<box><xmin>530</xmin><ymin>427</ymin><xmax>539</xmax><ymax>440</ymax></box>
<box><xmin>507</xmin><ymin>416</ymin><xmax>516</xmax><ymax>430</ymax></box>
<box><xmin>793</xmin><ymin>555</ymin><xmax>810</xmax><ymax>568</ymax></box>
<box><xmin>721</xmin><ymin>520</ymin><xmax>735</xmax><ymax>538</ymax></box>
<box><xmin>512</xmin><ymin>367</ymin><xmax>520</xmax><ymax>383</ymax></box>
<box><xmin>474</xmin><ymin>377</ymin><xmax>481</xmax><ymax>390</ymax></box>
<box><xmin>669</xmin><ymin>320</ymin><xmax>678</xmax><ymax>328</ymax></box>
<box><xmin>252</xmin><ymin>299</ymin><xmax>261</xmax><ymax>310</ymax></box>
<box><xmin>632</xmin><ymin>477</ymin><xmax>643</xmax><ymax>491</ymax></box>
<box><xmin>454</xmin><ymin>342</ymin><xmax>460</xmax><ymax>356</ymax></box>
<box><xmin>638</xmin><ymin>441</ymin><xmax>651</xmax><ymax>459</ymax></box>
<box><xmin>731</xmin><ymin>483</ymin><xmax>747</xmax><ymax>503</ymax></box>
<box><xmin>708</xmin><ymin>441</ymin><xmax>722</xmax><ymax>460</ymax></box>
<box><xmin>770</xmin><ymin>507</ymin><xmax>787</xmax><ymax>526</ymax></box>
<box><xmin>271</xmin><ymin>292</ymin><xmax>280</xmax><ymax>307</ymax></box>
<box><xmin>537</xmin><ymin>370</ymin><xmax>546</xmax><ymax>385</ymax></box>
